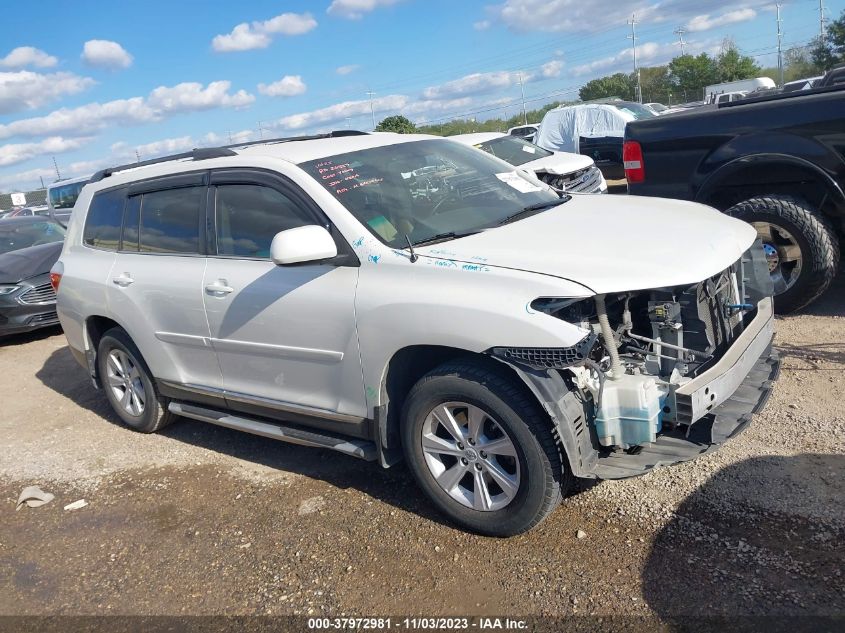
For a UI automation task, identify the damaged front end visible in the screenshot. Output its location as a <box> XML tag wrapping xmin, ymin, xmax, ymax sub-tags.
<box><xmin>491</xmin><ymin>242</ymin><xmax>780</xmax><ymax>480</ymax></box>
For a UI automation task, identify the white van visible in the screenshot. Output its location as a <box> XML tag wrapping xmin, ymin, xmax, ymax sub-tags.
<box><xmin>704</xmin><ymin>77</ymin><xmax>776</xmax><ymax>104</ymax></box>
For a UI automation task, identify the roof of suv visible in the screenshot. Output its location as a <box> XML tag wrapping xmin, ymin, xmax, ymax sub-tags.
<box><xmin>234</xmin><ymin>131</ymin><xmax>437</xmax><ymax>163</ymax></box>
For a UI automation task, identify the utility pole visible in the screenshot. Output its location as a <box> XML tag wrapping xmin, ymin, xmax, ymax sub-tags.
<box><xmin>628</xmin><ymin>14</ymin><xmax>642</xmax><ymax>103</ymax></box>
<box><xmin>776</xmin><ymin>4</ymin><xmax>784</xmax><ymax>87</ymax></box>
<box><xmin>51</xmin><ymin>156</ymin><xmax>61</xmax><ymax>180</ymax></box>
<box><xmin>674</xmin><ymin>26</ymin><xmax>687</xmax><ymax>56</ymax></box>
<box><xmin>39</xmin><ymin>176</ymin><xmax>45</xmax><ymax>189</ymax></box>
<box><xmin>819</xmin><ymin>0</ymin><xmax>827</xmax><ymax>39</ymax></box>
<box><xmin>365</xmin><ymin>91</ymin><xmax>376</xmax><ymax>130</ymax></box>
<box><xmin>517</xmin><ymin>72</ymin><xmax>528</xmax><ymax>125</ymax></box>
<box><xmin>135</xmin><ymin>149</ymin><xmax>141</xmax><ymax>163</ymax></box>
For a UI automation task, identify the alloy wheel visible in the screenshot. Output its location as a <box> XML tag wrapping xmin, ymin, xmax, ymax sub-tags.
<box><xmin>105</xmin><ymin>349</ymin><xmax>146</xmax><ymax>417</ymax></box>
<box><xmin>753</xmin><ymin>221</ymin><xmax>803</xmax><ymax>294</ymax></box>
<box><xmin>420</xmin><ymin>401</ymin><xmax>521</xmax><ymax>512</ymax></box>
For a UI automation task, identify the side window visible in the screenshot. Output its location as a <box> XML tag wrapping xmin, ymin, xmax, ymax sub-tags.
<box><xmin>83</xmin><ymin>188</ymin><xmax>125</xmax><ymax>250</ymax></box>
<box><xmin>215</xmin><ymin>184</ymin><xmax>312</xmax><ymax>258</ymax></box>
<box><xmin>136</xmin><ymin>187</ymin><xmax>203</xmax><ymax>254</ymax></box>
<box><xmin>120</xmin><ymin>195</ymin><xmax>141</xmax><ymax>252</ymax></box>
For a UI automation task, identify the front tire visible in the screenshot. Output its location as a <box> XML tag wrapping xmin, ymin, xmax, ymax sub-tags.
<box><xmin>401</xmin><ymin>359</ymin><xmax>569</xmax><ymax>536</ymax></box>
<box><xmin>725</xmin><ymin>195</ymin><xmax>840</xmax><ymax>313</ymax></box>
<box><xmin>97</xmin><ymin>328</ymin><xmax>174</xmax><ymax>433</ymax></box>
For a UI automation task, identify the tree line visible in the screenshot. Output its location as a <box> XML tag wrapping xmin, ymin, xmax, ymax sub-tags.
<box><xmin>375</xmin><ymin>10</ymin><xmax>845</xmax><ymax>134</ymax></box>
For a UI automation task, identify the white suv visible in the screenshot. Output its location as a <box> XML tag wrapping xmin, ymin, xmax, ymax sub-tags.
<box><xmin>53</xmin><ymin>131</ymin><xmax>779</xmax><ymax>535</ymax></box>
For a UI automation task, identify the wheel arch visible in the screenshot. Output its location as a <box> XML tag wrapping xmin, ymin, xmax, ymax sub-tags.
<box><xmin>83</xmin><ymin>315</ymin><xmax>129</xmax><ymax>388</ymax></box>
<box><xmin>695</xmin><ymin>154</ymin><xmax>845</xmax><ymax>231</ymax></box>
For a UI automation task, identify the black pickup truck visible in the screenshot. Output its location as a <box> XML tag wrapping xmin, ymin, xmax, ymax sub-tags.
<box><xmin>624</xmin><ymin>82</ymin><xmax>844</xmax><ymax>312</ymax></box>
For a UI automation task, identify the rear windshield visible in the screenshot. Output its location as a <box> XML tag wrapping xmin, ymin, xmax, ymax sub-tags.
<box><xmin>49</xmin><ymin>181</ymin><xmax>87</xmax><ymax>210</ymax></box>
<box><xmin>474</xmin><ymin>136</ymin><xmax>553</xmax><ymax>166</ymax></box>
<box><xmin>0</xmin><ymin>221</ymin><xmax>65</xmax><ymax>254</ymax></box>
<box><xmin>614</xmin><ymin>103</ymin><xmax>656</xmax><ymax>120</ymax></box>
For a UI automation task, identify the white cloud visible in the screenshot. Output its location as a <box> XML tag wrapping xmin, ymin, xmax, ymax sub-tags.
<box><xmin>81</xmin><ymin>40</ymin><xmax>133</xmax><ymax>69</ymax></box>
<box><xmin>422</xmin><ymin>70</ymin><xmax>533</xmax><ymax>100</ymax></box>
<box><xmin>0</xmin><ymin>71</ymin><xmax>95</xmax><ymax>115</ymax></box>
<box><xmin>474</xmin><ymin>20</ymin><xmax>491</xmax><ymax>30</ymax></box>
<box><xmin>0</xmin><ymin>47</ymin><xmax>58</xmax><ymax>69</ymax></box>
<box><xmin>486</xmin><ymin>0</ymin><xmax>769</xmax><ymax>34</ymax></box>
<box><xmin>336</xmin><ymin>64</ymin><xmax>361</xmax><ymax>75</ymax></box>
<box><xmin>110</xmin><ymin>136</ymin><xmax>195</xmax><ymax>159</ymax></box>
<box><xmin>147</xmin><ymin>81</ymin><xmax>254</xmax><ymax>112</ymax></box>
<box><xmin>0</xmin><ymin>136</ymin><xmax>94</xmax><ymax>168</ymax></box>
<box><xmin>327</xmin><ymin>0</ymin><xmax>402</xmax><ymax>20</ymax></box>
<box><xmin>212</xmin><ymin>12</ymin><xmax>317</xmax><ymax>52</ymax></box>
<box><xmin>258</xmin><ymin>75</ymin><xmax>307</xmax><ymax>97</ymax></box>
<box><xmin>572</xmin><ymin>38</ymin><xmax>721</xmax><ymax>76</ymax></box>
<box><xmin>686</xmin><ymin>8</ymin><xmax>757</xmax><ymax>33</ymax></box>
<box><xmin>0</xmin><ymin>80</ymin><xmax>254</xmax><ymax>140</ymax></box>
<box><xmin>270</xmin><ymin>94</ymin><xmax>409</xmax><ymax>130</ymax></box>
<box><xmin>541</xmin><ymin>59</ymin><xmax>564</xmax><ymax>78</ymax></box>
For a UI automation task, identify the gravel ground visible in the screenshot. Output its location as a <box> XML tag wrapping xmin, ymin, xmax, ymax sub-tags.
<box><xmin>0</xmin><ymin>276</ymin><xmax>842</xmax><ymax>620</ymax></box>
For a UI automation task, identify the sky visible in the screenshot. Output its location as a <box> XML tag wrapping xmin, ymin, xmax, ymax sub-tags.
<box><xmin>1</xmin><ymin>0</ymin><xmax>842</xmax><ymax>192</ymax></box>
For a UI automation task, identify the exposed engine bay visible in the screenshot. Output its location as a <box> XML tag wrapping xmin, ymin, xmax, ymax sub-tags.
<box><xmin>526</xmin><ymin>244</ymin><xmax>774</xmax><ymax>450</ymax></box>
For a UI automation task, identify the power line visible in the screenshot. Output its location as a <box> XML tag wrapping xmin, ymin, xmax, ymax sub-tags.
<box><xmin>674</xmin><ymin>26</ymin><xmax>687</xmax><ymax>56</ymax></box>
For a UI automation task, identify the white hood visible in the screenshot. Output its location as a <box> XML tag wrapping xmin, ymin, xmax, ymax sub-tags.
<box><xmin>522</xmin><ymin>151</ymin><xmax>594</xmax><ymax>175</ymax></box>
<box><xmin>416</xmin><ymin>195</ymin><xmax>757</xmax><ymax>295</ymax></box>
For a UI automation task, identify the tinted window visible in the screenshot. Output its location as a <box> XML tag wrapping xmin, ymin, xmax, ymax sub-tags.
<box><xmin>136</xmin><ymin>187</ymin><xmax>202</xmax><ymax>254</ymax></box>
<box><xmin>476</xmin><ymin>136</ymin><xmax>553</xmax><ymax>166</ymax></box>
<box><xmin>120</xmin><ymin>195</ymin><xmax>141</xmax><ymax>251</ymax></box>
<box><xmin>83</xmin><ymin>189</ymin><xmax>125</xmax><ymax>250</ymax></box>
<box><xmin>215</xmin><ymin>184</ymin><xmax>311</xmax><ymax>258</ymax></box>
<box><xmin>49</xmin><ymin>181</ymin><xmax>86</xmax><ymax>210</ymax></box>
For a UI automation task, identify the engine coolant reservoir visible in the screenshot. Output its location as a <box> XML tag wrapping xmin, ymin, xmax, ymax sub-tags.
<box><xmin>594</xmin><ymin>374</ymin><xmax>667</xmax><ymax>448</ymax></box>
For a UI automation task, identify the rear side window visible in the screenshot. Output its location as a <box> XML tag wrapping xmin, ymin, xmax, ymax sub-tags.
<box><xmin>83</xmin><ymin>189</ymin><xmax>125</xmax><ymax>250</ymax></box>
<box><xmin>124</xmin><ymin>187</ymin><xmax>203</xmax><ymax>254</ymax></box>
<box><xmin>215</xmin><ymin>184</ymin><xmax>311</xmax><ymax>258</ymax></box>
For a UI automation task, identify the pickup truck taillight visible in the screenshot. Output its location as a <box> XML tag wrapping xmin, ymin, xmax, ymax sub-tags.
<box><xmin>50</xmin><ymin>272</ymin><xmax>62</xmax><ymax>293</ymax></box>
<box><xmin>623</xmin><ymin>141</ymin><xmax>645</xmax><ymax>183</ymax></box>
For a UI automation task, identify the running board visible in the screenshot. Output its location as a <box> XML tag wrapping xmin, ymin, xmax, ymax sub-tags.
<box><xmin>168</xmin><ymin>402</ymin><xmax>378</xmax><ymax>461</ymax></box>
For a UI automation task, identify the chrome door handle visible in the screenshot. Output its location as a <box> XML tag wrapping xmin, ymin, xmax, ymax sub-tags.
<box><xmin>205</xmin><ymin>282</ymin><xmax>234</xmax><ymax>295</ymax></box>
<box><xmin>112</xmin><ymin>273</ymin><xmax>134</xmax><ymax>287</ymax></box>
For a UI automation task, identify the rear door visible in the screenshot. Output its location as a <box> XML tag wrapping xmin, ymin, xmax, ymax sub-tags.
<box><xmin>202</xmin><ymin>169</ymin><xmax>364</xmax><ymax>422</ymax></box>
<box><xmin>106</xmin><ymin>173</ymin><xmax>222</xmax><ymax>391</ymax></box>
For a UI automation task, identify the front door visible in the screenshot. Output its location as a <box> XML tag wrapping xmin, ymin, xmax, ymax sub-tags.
<box><xmin>201</xmin><ymin>176</ymin><xmax>364</xmax><ymax>421</ymax></box>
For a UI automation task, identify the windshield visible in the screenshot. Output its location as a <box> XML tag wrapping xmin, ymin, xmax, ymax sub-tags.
<box><xmin>474</xmin><ymin>136</ymin><xmax>553</xmax><ymax>167</ymax></box>
<box><xmin>49</xmin><ymin>181</ymin><xmax>86</xmax><ymax>210</ymax></box>
<box><xmin>614</xmin><ymin>103</ymin><xmax>656</xmax><ymax>120</ymax></box>
<box><xmin>299</xmin><ymin>139</ymin><xmax>560</xmax><ymax>248</ymax></box>
<box><xmin>0</xmin><ymin>221</ymin><xmax>66</xmax><ymax>254</ymax></box>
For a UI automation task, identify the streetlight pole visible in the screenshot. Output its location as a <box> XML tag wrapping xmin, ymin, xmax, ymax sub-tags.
<box><xmin>628</xmin><ymin>14</ymin><xmax>642</xmax><ymax>103</ymax></box>
<box><xmin>366</xmin><ymin>91</ymin><xmax>377</xmax><ymax>130</ymax></box>
<box><xmin>776</xmin><ymin>4</ymin><xmax>784</xmax><ymax>87</ymax></box>
<box><xmin>517</xmin><ymin>73</ymin><xmax>527</xmax><ymax>125</ymax></box>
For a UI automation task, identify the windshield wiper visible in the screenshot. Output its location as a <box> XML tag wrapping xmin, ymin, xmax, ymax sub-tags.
<box><xmin>497</xmin><ymin>195</ymin><xmax>571</xmax><ymax>226</ymax></box>
<box><xmin>410</xmin><ymin>231</ymin><xmax>478</xmax><ymax>247</ymax></box>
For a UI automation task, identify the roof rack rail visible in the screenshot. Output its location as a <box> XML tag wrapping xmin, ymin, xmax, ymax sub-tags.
<box><xmin>89</xmin><ymin>130</ymin><xmax>370</xmax><ymax>183</ymax></box>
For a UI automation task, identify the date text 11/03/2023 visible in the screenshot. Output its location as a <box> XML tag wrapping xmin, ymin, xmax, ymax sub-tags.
<box><xmin>306</xmin><ymin>617</ymin><xmax>529</xmax><ymax>630</ymax></box>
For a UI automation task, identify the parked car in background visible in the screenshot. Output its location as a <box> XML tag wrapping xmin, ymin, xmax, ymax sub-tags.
<box><xmin>6</xmin><ymin>205</ymin><xmax>49</xmax><ymax>218</ymax></box>
<box><xmin>54</xmin><ymin>131</ymin><xmax>777</xmax><ymax>535</ymax></box>
<box><xmin>816</xmin><ymin>63</ymin><xmax>845</xmax><ymax>88</ymax></box>
<box><xmin>450</xmin><ymin>132</ymin><xmax>607</xmax><ymax>193</ymax></box>
<box><xmin>535</xmin><ymin>101</ymin><xmax>655</xmax><ymax>180</ymax></box>
<box><xmin>625</xmin><ymin>82</ymin><xmax>844</xmax><ymax>312</ymax></box>
<box><xmin>0</xmin><ymin>217</ymin><xmax>66</xmax><ymax>337</ymax></box>
<box><xmin>704</xmin><ymin>77</ymin><xmax>776</xmax><ymax>104</ymax></box>
<box><xmin>782</xmin><ymin>76</ymin><xmax>824</xmax><ymax>92</ymax></box>
<box><xmin>46</xmin><ymin>175</ymin><xmax>90</xmax><ymax>227</ymax></box>
<box><xmin>506</xmin><ymin>124</ymin><xmax>540</xmax><ymax>143</ymax></box>
<box><xmin>644</xmin><ymin>102</ymin><xmax>668</xmax><ymax>115</ymax></box>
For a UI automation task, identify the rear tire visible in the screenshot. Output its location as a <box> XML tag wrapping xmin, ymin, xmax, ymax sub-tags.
<box><xmin>401</xmin><ymin>358</ymin><xmax>570</xmax><ymax>536</ymax></box>
<box><xmin>97</xmin><ymin>328</ymin><xmax>174</xmax><ymax>433</ymax></box>
<box><xmin>725</xmin><ymin>195</ymin><xmax>839</xmax><ymax>313</ymax></box>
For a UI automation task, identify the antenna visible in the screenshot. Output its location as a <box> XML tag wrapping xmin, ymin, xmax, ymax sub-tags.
<box><xmin>628</xmin><ymin>14</ymin><xmax>642</xmax><ymax>103</ymax></box>
<box><xmin>674</xmin><ymin>26</ymin><xmax>687</xmax><ymax>56</ymax></box>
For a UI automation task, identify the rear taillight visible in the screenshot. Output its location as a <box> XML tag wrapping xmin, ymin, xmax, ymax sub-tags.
<box><xmin>50</xmin><ymin>272</ymin><xmax>62</xmax><ymax>293</ymax></box>
<box><xmin>623</xmin><ymin>140</ymin><xmax>645</xmax><ymax>183</ymax></box>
